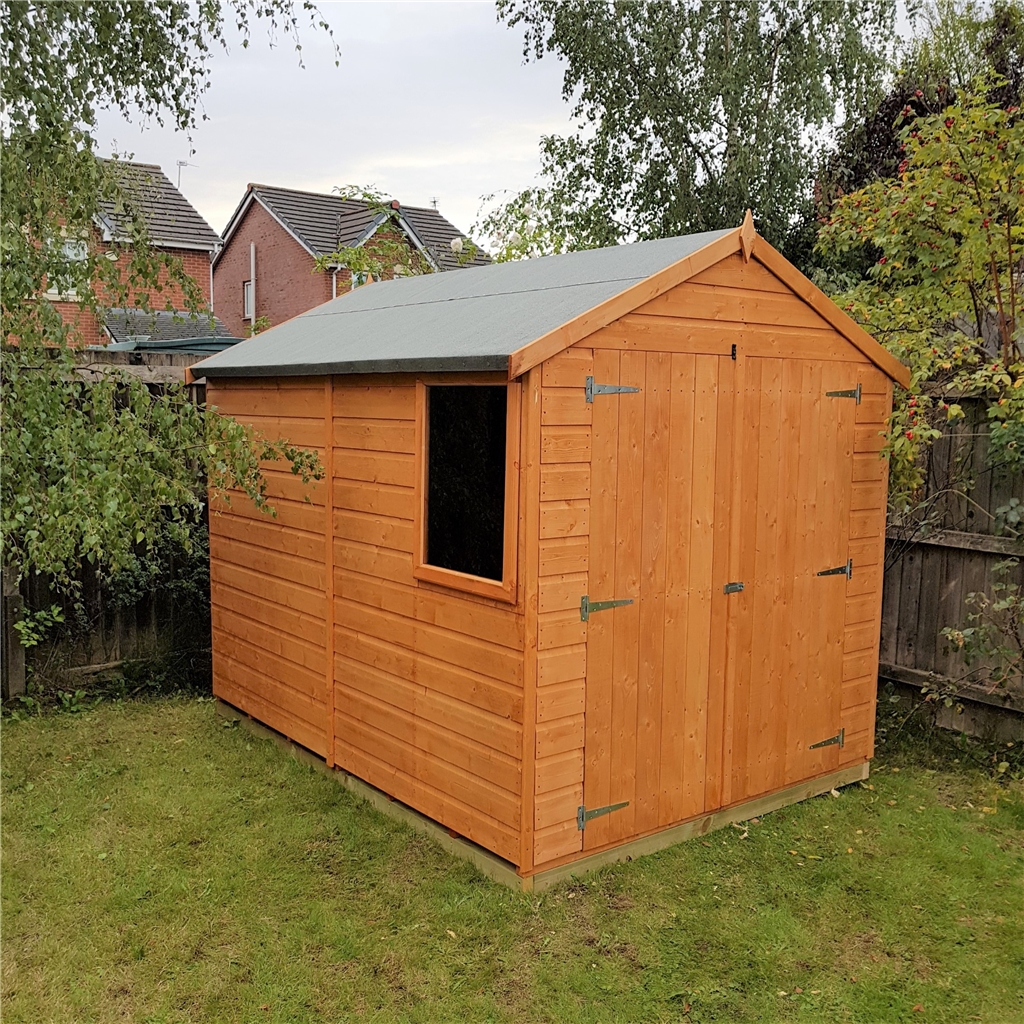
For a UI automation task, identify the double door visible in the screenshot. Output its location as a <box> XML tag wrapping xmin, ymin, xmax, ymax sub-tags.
<box><xmin>581</xmin><ymin>348</ymin><xmax>856</xmax><ymax>851</ymax></box>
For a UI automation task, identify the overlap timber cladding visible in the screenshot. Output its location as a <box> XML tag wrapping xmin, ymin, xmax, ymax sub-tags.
<box><xmin>329</xmin><ymin>380</ymin><xmax>524</xmax><ymax>864</ymax></box>
<box><xmin>529</xmin><ymin>254</ymin><xmax>890</xmax><ymax>870</ymax></box>
<box><xmin>208</xmin><ymin>378</ymin><xmax>330</xmax><ymax>757</ymax></box>
<box><xmin>209</xmin><ymin>377</ymin><xmax>526</xmax><ymax>864</ymax></box>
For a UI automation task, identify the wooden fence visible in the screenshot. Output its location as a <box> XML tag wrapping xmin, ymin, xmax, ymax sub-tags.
<box><xmin>879</xmin><ymin>397</ymin><xmax>1023</xmax><ymax>738</ymax></box>
<box><xmin>2</xmin><ymin>351</ymin><xmax>207</xmax><ymax>699</ymax></box>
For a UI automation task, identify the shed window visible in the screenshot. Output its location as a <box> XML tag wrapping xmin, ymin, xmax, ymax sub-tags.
<box><xmin>414</xmin><ymin>380</ymin><xmax>520</xmax><ymax>603</ymax></box>
<box><xmin>427</xmin><ymin>385</ymin><xmax>506</xmax><ymax>580</ymax></box>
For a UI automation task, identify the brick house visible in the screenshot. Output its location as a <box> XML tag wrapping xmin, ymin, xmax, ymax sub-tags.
<box><xmin>50</xmin><ymin>160</ymin><xmax>224</xmax><ymax>348</ymax></box>
<box><xmin>212</xmin><ymin>184</ymin><xmax>490</xmax><ymax>339</ymax></box>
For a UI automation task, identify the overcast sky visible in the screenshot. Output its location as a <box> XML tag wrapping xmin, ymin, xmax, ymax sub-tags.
<box><xmin>94</xmin><ymin>1</ymin><xmax>575</xmax><ymax>239</ymax></box>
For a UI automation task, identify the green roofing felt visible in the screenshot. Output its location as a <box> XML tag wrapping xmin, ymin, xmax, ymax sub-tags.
<box><xmin>193</xmin><ymin>230</ymin><xmax>731</xmax><ymax>378</ymax></box>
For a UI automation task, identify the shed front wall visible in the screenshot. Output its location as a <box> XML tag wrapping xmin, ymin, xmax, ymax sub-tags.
<box><xmin>208</xmin><ymin>374</ymin><xmax>527</xmax><ymax>866</ymax></box>
<box><xmin>525</xmin><ymin>254</ymin><xmax>892</xmax><ymax>873</ymax></box>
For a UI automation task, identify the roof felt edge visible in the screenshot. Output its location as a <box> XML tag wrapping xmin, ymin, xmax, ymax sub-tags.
<box><xmin>200</xmin><ymin>353</ymin><xmax>511</xmax><ymax>378</ymax></box>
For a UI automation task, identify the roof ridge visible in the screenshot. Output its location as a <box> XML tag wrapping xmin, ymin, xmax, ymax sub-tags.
<box><xmin>252</xmin><ymin>183</ymin><xmax>369</xmax><ymax>206</ymax></box>
<box><xmin>98</xmin><ymin>158</ymin><xmax>163</xmax><ymax>170</ymax></box>
<box><xmin>297</xmin><ymin>271</ymin><xmax>651</xmax><ymax>318</ymax></box>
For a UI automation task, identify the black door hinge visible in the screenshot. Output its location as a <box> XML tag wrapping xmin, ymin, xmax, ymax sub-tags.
<box><xmin>577</xmin><ymin>801</ymin><xmax>629</xmax><ymax>830</ymax></box>
<box><xmin>826</xmin><ymin>383</ymin><xmax>862</xmax><ymax>404</ymax></box>
<box><xmin>723</xmin><ymin>581</ymin><xmax>744</xmax><ymax>594</ymax></box>
<box><xmin>585</xmin><ymin>376</ymin><xmax>641</xmax><ymax>403</ymax></box>
<box><xmin>580</xmin><ymin>595</ymin><xmax>633</xmax><ymax>621</ymax></box>
<box><xmin>809</xmin><ymin>728</ymin><xmax>845</xmax><ymax>750</ymax></box>
<box><xmin>731</xmin><ymin>343</ymin><xmax>737</xmax><ymax>360</ymax></box>
<box><xmin>817</xmin><ymin>558</ymin><xmax>853</xmax><ymax>579</ymax></box>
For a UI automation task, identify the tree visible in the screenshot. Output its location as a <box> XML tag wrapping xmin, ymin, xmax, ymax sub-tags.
<box><xmin>0</xmin><ymin>2</ymin><xmax>334</xmax><ymax>599</ymax></box>
<box><xmin>792</xmin><ymin>0</ymin><xmax>1024</xmax><ymax>280</ymax></box>
<box><xmin>487</xmin><ymin>0</ymin><xmax>897</xmax><ymax>258</ymax></box>
<box><xmin>474</xmin><ymin>187</ymin><xmax>586</xmax><ymax>262</ymax></box>
<box><xmin>817</xmin><ymin>86</ymin><xmax>1023</xmax><ymax>508</ymax></box>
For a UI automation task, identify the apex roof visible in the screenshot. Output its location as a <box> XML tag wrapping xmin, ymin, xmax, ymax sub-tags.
<box><xmin>193</xmin><ymin>220</ymin><xmax>910</xmax><ymax>388</ymax></box>
<box><xmin>97</xmin><ymin>161</ymin><xmax>221</xmax><ymax>252</ymax></box>
<box><xmin>195</xmin><ymin>230</ymin><xmax>730</xmax><ymax>377</ymax></box>
<box><xmin>219</xmin><ymin>183</ymin><xmax>491</xmax><ymax>272</ymax></box>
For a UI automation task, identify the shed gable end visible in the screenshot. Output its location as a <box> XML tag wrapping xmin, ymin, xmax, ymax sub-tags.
<box><xmin>580</xmin><ymin>253</ymin><xmax>871</xmax><ymax>366</ymax></box>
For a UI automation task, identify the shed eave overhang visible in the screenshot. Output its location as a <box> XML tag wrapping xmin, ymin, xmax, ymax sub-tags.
<box><xmin>198</xmin><ymin>353</ymin><xmax>511</xmax><ymax>379</ymax></box>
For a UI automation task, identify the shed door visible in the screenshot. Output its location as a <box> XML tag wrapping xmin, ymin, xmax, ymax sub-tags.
<box><xmin>580</xmin><ymin>351</ymin><xmax>858</xmax><ymax>850</ymax></box>
<box><xmin>718</xmin><ymin>359</ymin><xmax>857</xmax><ymax>807</ymax></box>
<box><xmin>581</xmin><ymin>349</ymin><xmax>736</xmax><ymax>851</ymax></box>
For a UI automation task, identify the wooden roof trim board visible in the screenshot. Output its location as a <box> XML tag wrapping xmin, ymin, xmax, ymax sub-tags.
<box><xmin>506</xmin><ymin>228</ymin><xmax>744</xmax><ymax>379</ymax></box>
<box><xmin>739</xmin><ymin>208</ymin><xmax>756</xmax><ymax>262</ymax></box>
<box><xmin>750</xmin><ymin>236</ymin><xmax>911</xmax><ymax>389</ymax></box>
<box><xmin>507</xmin><ymin>215</ymin><xmax>910</xmax><ymax>389</ymax></box>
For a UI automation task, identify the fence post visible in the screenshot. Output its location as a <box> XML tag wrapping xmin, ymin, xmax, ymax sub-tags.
<box><xmin>2</xmin><ymin>569</ymin><xmax>26</xmax><ymax>700</ymax></box>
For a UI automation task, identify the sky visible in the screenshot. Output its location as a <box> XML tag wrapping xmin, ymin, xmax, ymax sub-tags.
<box><xmin>94</xmin><ymin>1</ymin><xmax>576</xmax><ymax>239</ymax></box>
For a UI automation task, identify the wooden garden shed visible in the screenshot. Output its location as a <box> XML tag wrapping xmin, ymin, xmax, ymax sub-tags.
<box><xmin>193</xmin><ymin>214</ymin><xmax>909</xmax><ymax>888</ymax></box>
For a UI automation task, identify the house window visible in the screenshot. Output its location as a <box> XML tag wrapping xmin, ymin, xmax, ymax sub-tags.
<box><xmin>242</xmin><ymin>280</ymin><xmax>253</xmax><ymax>319</ymax></box>
<box><xmin>350</xmin><ymin>269</ymin><xmax>368</xmax><ymax>290</ymax></box>
<box><xmin>414</xmin><ymin>380</ymin><xmax>521</xmax><ymax>603</ymax></box>
<box><xmin>45</xmin><ymin>237</ymin><xmax>89</xmax><ymax>299</ymax></box>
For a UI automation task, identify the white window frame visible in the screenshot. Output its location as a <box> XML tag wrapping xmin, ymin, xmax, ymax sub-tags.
<box><xmin>44</xmin><ymin>237</ymin><xmax>90</xmax><ymax>300</ymax></box>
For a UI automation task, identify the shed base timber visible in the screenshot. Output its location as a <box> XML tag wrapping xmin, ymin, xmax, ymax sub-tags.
<box><xmin>215</xmin><ymin>699</ymin><xmax>869</xmax><ymax>892</ymax></box>
<box><xmin>527</xmin><ymin>761</ymin><xmax>870</xmax><ymax>891</ymax></box>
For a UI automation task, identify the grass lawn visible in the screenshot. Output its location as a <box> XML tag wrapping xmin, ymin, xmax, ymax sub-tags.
<box><xmin>2</xmin><ymin>696</ymin><xmax>1022</xmax><ymax>1024</ymax></box>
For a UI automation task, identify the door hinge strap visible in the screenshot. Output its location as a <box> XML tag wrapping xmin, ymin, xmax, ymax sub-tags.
<box><xmin>826</xmin><ymin>383</ymin><xmax>862</xmax><ymax>404</ymax></box>
<box><xmin>580</xmin><ymin>595</ymin><xmax>633</xmax><ymax>621</ymax></box>
<box><xmin>577</xmin><ymin>801</ymin><xmax>629</xmax><ymax>830</ymax></box>
<box><xmin>723</xmin><ymin>581</ymin><xmax>745</xmax><ymax>594</ymax></box>
<box><xmin>817</xmin><ymin>558</ymin><xmax>853</xmax><ymax>579</ymax></box>
<box><xmin>585</xmin><ymin>376</ymin><xmax>641</xmax><ymax>403</ymax></box>
<box><xmin>809</xmin><ymin>728</ymin><xmax>845</xmax><ymax>750</ymax></box>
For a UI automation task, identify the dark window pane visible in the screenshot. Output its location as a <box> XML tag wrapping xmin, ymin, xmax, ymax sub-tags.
<box><xmin>426</xmin><ymin>385</ymin><xmax>507</xmax><ymax>581</ymax></box>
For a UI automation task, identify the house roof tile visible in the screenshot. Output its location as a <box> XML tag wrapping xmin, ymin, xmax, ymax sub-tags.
<box><xmin>104</xmin><ymin>308</ymin><xmax>237</xmax><ymax>344</ymax></box>
<box><xmin>99</xmin><ymin>161</ymin><xmax>221</xmax><ymax>252</ymax></box>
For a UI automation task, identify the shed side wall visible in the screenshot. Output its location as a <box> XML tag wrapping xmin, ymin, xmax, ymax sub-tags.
<box><xmin>841</xmin><ymin>369</ymin><xmax>893</xmax><ymax>763</ymax></box>
<box><xmin>207</xmin><ymin>377</ymin><xmax>330</xmax><ymax>756</ymax></box>
<box><xmin>329</xmin><ymin>378</ymin><xmax>526</xmax><ymax>865</ymax></box>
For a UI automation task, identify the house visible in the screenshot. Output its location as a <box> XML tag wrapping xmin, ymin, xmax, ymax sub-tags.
<box><xmin>51</xmin><ymin>160</ymin><xmax>224</xmax><ymax>349</ymax></box>
<box><xmin>212</xmin><ymin>184</ymin><xmax>490</xmax><ymax>340</ymax></box>
<box><xmin>192</xmin><ymin>214</ymin><xmax>909</xmax><ymax>890</ymax></box>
